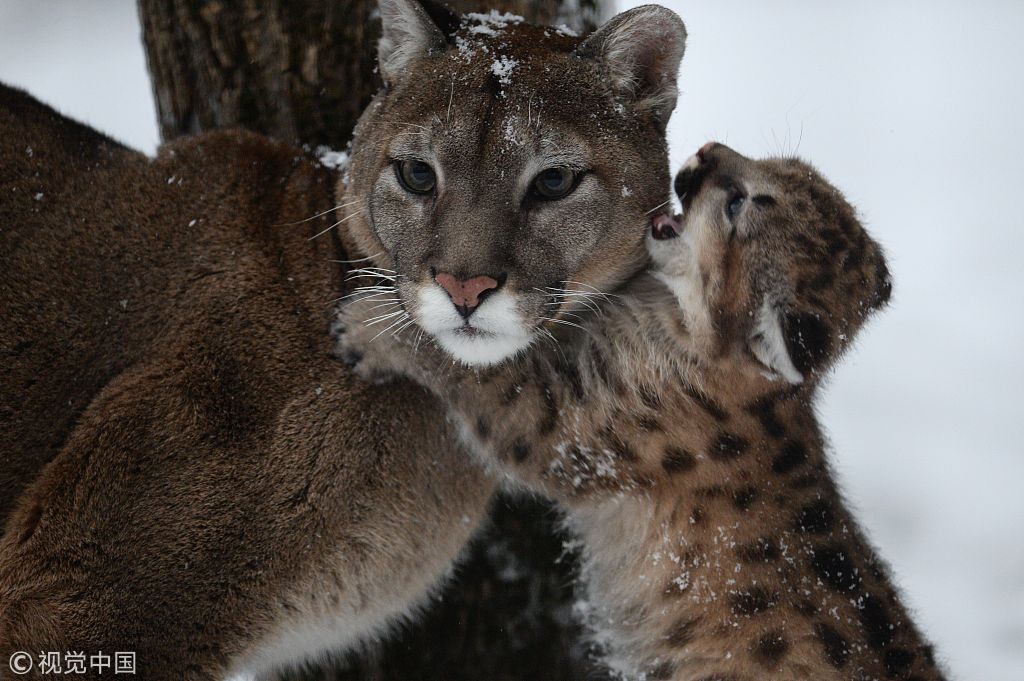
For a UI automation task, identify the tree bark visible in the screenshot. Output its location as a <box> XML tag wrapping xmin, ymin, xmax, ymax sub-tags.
<box><xmin>138</xmin><ymin>0</ymin><xmax>604</xmax><ymax>150</ymax></box>
<box><xmin>137</xmin><ymin>1</ymin><xmax>608</xmax><ymax>679</ymax></box>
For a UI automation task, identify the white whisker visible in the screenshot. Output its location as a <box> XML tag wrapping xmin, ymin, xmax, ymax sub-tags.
<box><xmin>329</xmin><ymin>252</ymin><xmax>384</xmax><ymax>264</ymax></box>
<box><xmin>371</xmin><ymin>313</ymin><xmax>412</xmax><ymax>340</ymax></box>
<box><xmin>562</xmin><ymin>280</ymin><xmax>622</xmax><ymax>300</ymax></box>
<box><xmin>345</xmin><ymin>272</ymin><xmax>398</xmax><ymax>282</ymax></box>
<box><xmin>309</xmin><ymin>209</ymin><xmax>365</xmax><ymax>240</ymax></box>
<box><xmin>364</xmin><ymin>310</ymin><xmax>406</xmax><ymax>326</ymax></box>
<box><xmin>276</xmin><ymin>199</ymin><xmax>362</xmax><ymax>227</ymax></box>
<box><xmin>645</xmin><ymin>199</ymin><xmax>672</xmax><ymax>215</ymax></box>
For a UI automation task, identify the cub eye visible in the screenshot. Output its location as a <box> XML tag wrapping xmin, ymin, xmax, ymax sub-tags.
<box><xmin>531</xmin><ymin>167</ymin><xmax>577</xmax><ymax>200</ymax></box>
<box><xmin>726</xmin><ymin>192</ymin><xmax>746</xmax><ymax>220</ymax></box>
<box><xmin>395</xmin><ymin>160</ymin><xmax>436</xmax><ymax>194</ymax></box>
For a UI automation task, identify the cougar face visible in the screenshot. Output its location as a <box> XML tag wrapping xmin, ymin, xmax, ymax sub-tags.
<box><xmin>344</xmin><ymin>1</ymin><xmax>686</xmax><ymax>366</ymax></box>
<box><xmin>649</xmin><ymin>142</ymin><xmax>892</xmax><ymax>383</ymax></box>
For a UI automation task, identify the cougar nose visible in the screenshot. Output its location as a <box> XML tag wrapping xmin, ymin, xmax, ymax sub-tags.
<box><xmin>434</xmin><ymin>272</ymin><xmax>503</xmax><ymax>319</ymax></box>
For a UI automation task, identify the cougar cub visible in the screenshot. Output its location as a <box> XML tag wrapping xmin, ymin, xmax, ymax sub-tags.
<box><xmin>338</xmin><ymin>144</ymin><xmax>948</xmax><ymax>681</ymax></box>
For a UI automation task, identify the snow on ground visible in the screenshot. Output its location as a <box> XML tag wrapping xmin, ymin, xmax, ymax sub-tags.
<box><xmin>1</xmin><ymin>1</ymin><xmax>1022</xmax><ymax>679</ymax></box>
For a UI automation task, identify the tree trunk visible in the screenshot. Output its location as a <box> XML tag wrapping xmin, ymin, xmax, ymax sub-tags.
<box><xmin>138</xmin><ymin>0</ymin><xmax>604</xmax><ymax>150</ymax></box>
<box><xmin>137</xmin><ymin>1</ymin><xmax>608</xmax><ymax>679</ymax></box>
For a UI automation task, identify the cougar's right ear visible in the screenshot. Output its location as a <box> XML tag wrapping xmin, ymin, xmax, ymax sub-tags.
<box><xmin>378</xmin><ymin>0</ymin><xmax>449</xmax><ymax>86</ymax></box>
<box><xmin>576</xmin><ymin>5</ymin><xmax>687</xmax><ymax>127</ymax></box>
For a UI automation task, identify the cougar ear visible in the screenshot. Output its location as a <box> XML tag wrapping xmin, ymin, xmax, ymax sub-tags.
<box><xmin>378</xmin><ymin>0</ymin><xmax>448</xmax><ymax>86</ymax></box>
<box><xmin>748</xmin><ymin>301</ymin><xmax>804</xmax><ymax>385</ymax></box>
<box><xmin>576</xmin><ymin>5</ymin><xmax>687</xmax><ymax>126</ymax></box>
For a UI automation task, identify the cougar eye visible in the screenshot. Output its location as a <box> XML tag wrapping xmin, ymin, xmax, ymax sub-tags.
<box><xmin>395</xmin><ymin>160</ymin><xmax>436</xmax><ymax>194</ymax></box>
<box><xmin>531</xmin><ymin>167</ymin><xmax>577</xmax><ymax>200</ymax></box>
<box><xmin>726</xmin><ymin>192</ymin><xmax>746</xmax><ymax>220</ymax></box>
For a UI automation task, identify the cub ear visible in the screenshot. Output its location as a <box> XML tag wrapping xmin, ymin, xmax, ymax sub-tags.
<box><xmin>576</xmin><ymin>5</ymin><xmax>687</xmax><ymax>126</ymax></box>
<box><xmin>378</xmin><ymin>0</ymin><xmax>449</xmax><ymax>86</ymax></box>
<box><xmin>748</xmin><ymin>301</ymin><xmax>804</xmax><ymax>385</ymax></box>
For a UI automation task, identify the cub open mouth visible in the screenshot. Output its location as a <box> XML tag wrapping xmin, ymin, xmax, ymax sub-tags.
<box><xmin>651</xmin><ymin>213</ymin><xmax>683</xmax><ymax>240</ymax></box>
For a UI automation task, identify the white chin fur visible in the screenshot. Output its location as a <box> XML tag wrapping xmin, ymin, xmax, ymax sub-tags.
<box><xmin>415</xmin><ymin>285</ymin><xmax>535</xmax><ymax>366</ymax></box>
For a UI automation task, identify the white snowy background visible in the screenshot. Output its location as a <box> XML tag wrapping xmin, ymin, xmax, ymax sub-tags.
<box><xmin>1</xmin><ymin>1</ymin><xmax>1022</xmax><ymax>679</ymax></box>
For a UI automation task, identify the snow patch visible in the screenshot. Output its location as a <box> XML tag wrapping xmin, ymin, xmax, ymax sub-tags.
<box><xmin>463</xmin><ymin>10</ymin><xmax>524</xmax><ymax>37</ymax></box>
<box><xmin>491</xmin><ymin>56</ymin><xmax>518</xmax><ymax>86</ymax></box>
<box><xmin>316</xmin><ymin>146</ymin><xmax>349</xmax><ymax>171</ymax></box>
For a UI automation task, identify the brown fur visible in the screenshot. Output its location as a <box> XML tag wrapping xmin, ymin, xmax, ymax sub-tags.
<box><xmin>339</xmin><ymin>144</ymin><xmax>947</xmax><ymax>680</ymax></box>
<box><xmin>0</xmin><ymin>83</ymin><xmax>495</xmax><ymax>679</ymax></box>
<box><xmin>0</xmin><ymin>2</ymin><xmax>689</xmax><ymax>674</ymax></box>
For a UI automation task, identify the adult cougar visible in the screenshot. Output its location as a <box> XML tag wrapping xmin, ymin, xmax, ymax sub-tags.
<box><xmin>0</xmin><ymin>1</ymin><xmax>686</xmax><ymax>679</ymax></box>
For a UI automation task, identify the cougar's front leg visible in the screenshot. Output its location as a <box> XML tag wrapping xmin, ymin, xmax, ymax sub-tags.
<box><xmin>0</xmin><ymin>338</ymin><xmax>494</xmax><ymax>680</ymax></box>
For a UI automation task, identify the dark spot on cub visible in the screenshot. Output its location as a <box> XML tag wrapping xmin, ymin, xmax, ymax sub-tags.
<box><xmin>511</xmin><ymin>438</ymin><xmax>531</xmax><ymax>463</ymax></box>
<box><xmin>709</xmin><ymin>432</ymin><xmax>748</xmax><ymax>461</ymax></box>
<box><xmin>772</xmin><ymin>440</ymin><xmax>808</xmax><ymax>474</ymax></box>
<box><xmin>665</xmin><ymin>616</ymin><xmax>699</xmax><ymax>647</ymax></box>
<box><xmin>738</xmin><ymin>537</ymin><xmax>779</xmax><ymax>563</ymax></box>
<box><xmin>602</xmin><ymin>427</ymin><xmax>638</xmax><ymax>462</ymax></box>
<box><xmin>638</xmin><ymin>383</ymin><xmax>662</xmax><ymax>410</ymax></box>
<box><xmin>637</xmin><ymin>415</ymin><xmax>664</xmax><ymax>432</ymax></box>
<box><xmin>475</xmin><ymin>416</ymin><xmax>490</xmax><ymax>439</ymax></box>
<box><xmin>733</xmin><ymin>486</ymin><xmax>758</xmax><ymax>511</ymax></box>
<box><xmin>796</xmin><ymin>499</ymin><xmax>835</xmax><ymax>534</ymax></box>
<box><xmin>815</xmin><ymin>622</ymin><xmax>850</xmax><ymax>668</ymax></box>
<box><xmin>788</xmin><ymin>472</ymin><xmax>822</xmax><ymax>489</ymax></box>
<box><xmin>811</xmin><ymin>544</ymin><xmax>861</xmax><ymax>592</ymax></box>
<box><xmin>730</xmin><ymin>587</ymin><xmax>778</xmax><ymax>616</ymax></box>
<box><xmin>745</xmin><ymin>395</ymin><xmax>787</xmax><ymax>439</ymax></box>
<box><xmin>755</xmin><ymin>630</ymin><xmax>790</xmax><ymax>665</ymax></box>
<box><xmin>696</xmin><ymin>486</ymin><xmax>726</xmax><ymax>498</ymax></box>
<box><xmin>807</xmin><ymin>266</ymin><xmax>836</xmax><ymax>292</ymax></box>
<box><xmin>662</xmin><ymin>446</ymin><xmax>697</xmax><ymax>474</ymax></box>
<box><xmin>538</xmin><ymin>381</ymin><xmax>559</xmax><ymax>435</ymax></box>
<box><xmin>683</xmin><ymin>385</ymin><xmax>729</xmax><ymax>422</ymax></box>
<box><xmin>501</xmin><ymin>381</ymin><xmax>522</xmax><ymax>404</ymax></box>
<box><xmin>553</xmin><ymin>352</ymin><xmax>585</xmax><ymax>400</ymax></box>
<box><xmin>884</xmin><ymin>648</ymin><xmax>916</xmax><ymax>676</ymax></box>
<box><xmin>858</xmin><ymin>592</ymin><xmax>897</xmax><ymax>649</ymax></box>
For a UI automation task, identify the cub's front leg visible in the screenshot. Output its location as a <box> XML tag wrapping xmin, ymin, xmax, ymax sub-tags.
<box><xmin>337</xmin><ymin>296</ymin><xmax>654</xmax><ymax>501</ymax></box>
<box><xmin>334</xmin><ymin>296</ymin><xmax>455</xmax><ymax>389</ymax></box>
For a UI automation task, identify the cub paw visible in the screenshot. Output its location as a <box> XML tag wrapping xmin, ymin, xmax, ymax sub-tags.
<box><xmin>334</xmin><ymin>303</ymin><xmax>410</xmax><ymax>384</ymax></box>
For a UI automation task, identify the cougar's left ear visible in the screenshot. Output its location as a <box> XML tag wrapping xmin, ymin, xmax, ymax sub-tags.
<box><xmin>377</xmin><ymin>0</ymin><xmax>449</xmax><ymax>86</ymax></box>
<box><xmin>748</xmin><ymin>300</ymin><xmax>803</xmax><ymax>385</ymax></box>
<box><xmin>576</xmin><ymin>5</ymin><xmax>687</xmax><ymax>127</ymax></box>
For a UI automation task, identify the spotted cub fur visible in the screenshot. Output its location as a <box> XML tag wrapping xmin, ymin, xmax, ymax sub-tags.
<box><xmin>337</xmin><ymin>143</ymin><xmax>946</xmax><ymax>681</ymax></box>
